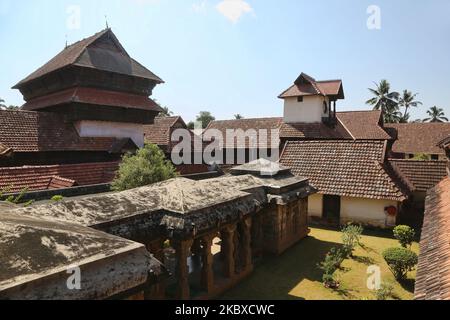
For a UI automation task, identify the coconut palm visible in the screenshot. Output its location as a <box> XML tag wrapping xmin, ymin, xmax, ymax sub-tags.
<box><xmin>398</xmin><ymin>90</ymin><xmax>422</xmax><ymax>123</ymax></box>
<box><xmin>0</xmin><ymin>98</ymin><xmax>6</xmax><ymax>109</ymax></box>
<box><xmin>234</xmin><ymin>114</ymin><xmax>244</xmax><ymax>120</ymax></box>
<box><xmin>423</xmin><ymin>106</ymin><xmax>449</xmax><ymax>123</ymax></box>
<box><xmin>366</xmin><ymin>80</ymin><xmax>400</xmax><ymax>123</ymax></box>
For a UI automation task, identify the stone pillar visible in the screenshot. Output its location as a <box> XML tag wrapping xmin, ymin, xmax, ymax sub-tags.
<box><xmin>173</xmin><ymin>239</ymin><xmax>193</xmax><ymax>300</ymax></box>
<box><xmin>201</xmin><ymin>234</ymin><xmax>215</xmax><ymax>294</ymax></box>
<box><xmin>221</xmin><ymin>224</ymin><xmax>237</xmax><ymax>278</ymax></box>
<box><xmin>241</xmin><ymin>217</ymin><xmax>253</xmax><ymax>270</ymax></box>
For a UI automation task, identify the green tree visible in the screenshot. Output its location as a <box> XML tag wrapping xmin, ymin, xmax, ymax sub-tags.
<box><xmin>111</xmin><ymin>144</ymin><xmax>178</xmax><ymax>191</ymax></box>
<box><xmin>393</xmin><ymin>225</ymin><xmax>416</xmax><ymax>248</ymax></box>
<box><xmin>0</xmin><ymin>98</ymin><xmax>20</xmax><ymax>111</ymax></box>
<box><xmin>159</xmin><ymin>106</ymin><xmax>174</xmax><ymax>117</ymax></box>
<box><xmin>234</xmin><ymin>114</ymin><xmax>244</xmax><ymax>120</ymax></box>
<box><xmin>398</xmin><ymin>90</ymin><xmax>422</xmax><ymax>123</ymax></box>
<box><xmin>366</xmin><ymin>80</ymin><xmax>400</xmax><ymax>123</ymax></box>
<box><xmin>383</xmin><ymin>247</ymin><xmax>418</xmax><ymax>280</ymax></box>
<box><xmin>187</xmin><ymin>121</ymin><xmax>195</xmax><ymax>130</ymax></box>
<box><xmin>423</xmin><ymin>106</ymin><xmax>449</xmax><ymax>123</ymax></box>
<box><xmin>196</xmin><ymin>111</ymin><xmax>216</xmax><ymax>129</ymax></box>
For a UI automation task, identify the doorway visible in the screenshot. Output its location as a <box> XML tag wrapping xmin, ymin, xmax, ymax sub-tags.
<box><xmin>323</xmin><ymin>195</ymin><xmax>341</xmax><ymax>224</ymax></box>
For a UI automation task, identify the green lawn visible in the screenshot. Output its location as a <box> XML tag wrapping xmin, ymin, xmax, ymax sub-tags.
<box><xmin>221</xmin><ymin>227</ymin><xmax>419</xmax><ymax>300</ymax></box>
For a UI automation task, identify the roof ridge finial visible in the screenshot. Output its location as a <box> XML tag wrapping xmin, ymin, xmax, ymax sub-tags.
<box><xmin>65</xmin><ymin>34</ymin><xmax>68</xmax><ymax>49</ymax></box>
<box><xmin>105</xmin><ymin>15</ymin><xmax>109</xmax><ymax>29</ymax></box>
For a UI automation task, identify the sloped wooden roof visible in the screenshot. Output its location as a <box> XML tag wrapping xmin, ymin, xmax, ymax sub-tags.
<box><xmin>13</xmin><ymin>29</ymin><xmax>163</xmax><ymax>89</ymax></box>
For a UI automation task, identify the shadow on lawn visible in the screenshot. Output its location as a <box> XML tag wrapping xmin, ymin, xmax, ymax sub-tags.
<box><xmin>220</xmin><ymin>235</ymin><xmax>342</xmax><ymax>300</ymax></box>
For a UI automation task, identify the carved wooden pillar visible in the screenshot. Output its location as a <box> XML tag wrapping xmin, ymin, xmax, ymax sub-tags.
<box><xmin>146</xmin><ymin>238</ymin><xmax>165</xmax><ymax>262</ymax></box>
<box><xmin>241</xmin><ymin>217</ymin><xmax>253</xmax><ymax>270</ymax></box>
<box><xmin>221</xmin><ymin>224</ymin><xmax>237</xmax><ymax>278</ymax></box>
<box><xmin>201</xmin><ymin>234</ymin><xmax>215</xmax><ymax>294</ymax></box>
<box><xmin>173</xmin><ymin>239</ymin><xmax>193</xmax><ymax>300</ymax></box>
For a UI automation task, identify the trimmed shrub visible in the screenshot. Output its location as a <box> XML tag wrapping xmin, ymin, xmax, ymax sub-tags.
<box><xmin>393</xmin><ymin>225</ymin><xmax>415</xmax><ymax>248</ymax></box>
<box><xmin>382</xmin><ymin>247</ymin><xmax>418</xmax><ymax>280</ymax></box>
<box><xmin>342</xmin><ymin>223</ymin><xmax>364</xmax><ymax>258</ymax></box>
<box><xmin>375</xmin><ymin>282</ymin><xmax>394</xmax><ymax>300</ymax></box>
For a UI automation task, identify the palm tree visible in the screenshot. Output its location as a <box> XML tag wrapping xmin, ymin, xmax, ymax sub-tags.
<box><xmin>366</xmin><ymin>80</ymin><xmax>400</xmax><ymax>123</ymax></box>
<box><xmin>0</xmin><ymin>98</ymin><xmax>6</xmax><ymax>110</ymax></box>
<box><xmin>398</xmin><ymin>90</ymin><xmax>422</xmax><ymax>123</ymax></box>
<box><xmin>423</xmin><ymin>106</ymin><xmax>449</xmax><ymax>123</ymax></box>
<box><xmin>234</xmin><ymin>114</ymin><xmax>244</xmax><ymax>120</ymax></box>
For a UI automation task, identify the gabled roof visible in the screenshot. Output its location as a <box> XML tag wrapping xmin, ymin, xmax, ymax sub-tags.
<box><xmin>337</xmin><ymin>110</ymin><xmax>392</xmax><ymax>140</ymax></box>
<box><xmin>279</xmin><ymin>73</ymin><xmax>344</xmax><ymax>99</ymax></box>
<box><xmin>22</xmin><ymin>87</ymin><xmax>161</xmax><ymax>112</ymax></box>
<box><xmin>0</xmin><ymin>161</ymin><xmax>119</xmax><ymax>193</ymax></box>
<box><xmin>389</xmin><ymin>159</ymin><xmax>448</xmax><ymax>192</ymax></box>
<box><xmin>280</xmin><ymin>140</ymin><xmax>407</xmax><ymax>201</ymax></box>
<box><xmin>385</xmin><ymin>123</ymin><xmax>450</xmax><ymax>155</ymax></box>
<box><xmin>206</xmin><ymin>117</ymin><xmax>283</xmax><ymax>149</ymax></box>
<box><xmin>0</xmin><ymin>110</ymin><xmax>137</xmax><ymax>153</ymax></box>
<box><xmin>13</xmin><ymin>29</ymin><xmax>163</xmax><ymax>89</ymax></box>
<box><xmin>415</xmin><ymin>177</ymin><xmax>450</xmax><ymax>300</ymax></box>
<box><xmin>0</xmin><ymin>143</ymin><xmax>13</xmax><ymax>158</ymax></box>
<box><xmin>144</xmin><ymin>116</ymin><xmax>189</xmax><ymax>151</ymax></box>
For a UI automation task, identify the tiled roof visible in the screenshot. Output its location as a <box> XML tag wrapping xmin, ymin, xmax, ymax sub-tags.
<box><xmin>389</xmin><ymin>159</ymin><xmax>448</xmax><ymax>192</ymax></box>
<box><xmin>14</xmin><ymin>29</ymin><xmax>163</xmax><ymax>88</ymax></box>
<box><xmin>337</xmin><ymin>110</ymin><xmax>392</xmax><ymax>140</ymax></box>
<box><xmin>0</xmin><ymin>161</ymin><xmax>119</xmax><ymax>193</ymax></box>
<box><xmin>144</xmin><ymin>116</ymin><xmax>184</xmax><ymax>147</ymax></box>
<box><xmin>415</xmin><ymin>177</ymin><xmax>450</xmax><ymax>300</ymax></box>
<box><xmin>279</xmin><ymin>73</ymin><xmax>344</xmax><ymax>99</ymax></box>
<box><xmin>279</xmin><ymin>121</ymin><xmax>351</xmax><ymax>139</ymax></box>
<box><xmin>206</xmin><ymin>117</ymin><xmax>283</xmax><ymax>149</ymax></box>
<box><xmin>385</xmin><ymin>123</ymin><xmax>450</xmax><ymax>155</ymax></box>
<box><xmin>22</xmin><ymin>87</ymin><xmax>161</xmax><ymax>112</ymax></box>
<box><xmin>0</xmin><ymin>143</ymin><xmax>13</xmax><ymax>157</ymax></box>
<box><xmin>280</xmin><ymin>140</ymin><xmax>407</xmax><ymax>201</ymax></box>
<box><xmin>0</xmin><ymin>110</ymin><xmax>127</xmax><ymax>153</ymax></box>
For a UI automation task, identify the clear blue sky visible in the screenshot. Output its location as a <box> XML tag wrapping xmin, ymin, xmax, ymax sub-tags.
<box><xmin>1</xmin><ymin>0</ymin><xmax>449</xmax><ymax>122</ymax></box>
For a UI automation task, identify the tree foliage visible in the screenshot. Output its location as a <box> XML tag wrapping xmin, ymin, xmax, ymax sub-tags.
<box><xmin>111</xmin><ymin>144</ymin><xmax>178</xmax><ymax>191</ymax></box>
<box><xmin>341</xmin><ymin>223</ymin><xmax>364</xmax><ymax>258</ymax></box>
<box><xmin>423</xmin><ymin>106</ymin><xmax>448</xmax><ymax>123</ymax></box>
<box><xmin>196</xmin><ymin>111</ymin><xmax>216</xmax><ymax>129</ymax></box>
<box><xmin>393</xmin><ymin>225</ymin><xmax>415</xmax><ymax>248</ymax></box>
<box><xmin>382</xmin><ymin>247</ymin><xmax>418</xmax><ymax>280</ymax></box>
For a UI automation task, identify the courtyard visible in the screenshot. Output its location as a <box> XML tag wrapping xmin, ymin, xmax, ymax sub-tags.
<box><xmin>221</xmin><ymin>227</ymin><xmax>419</xmax><ymax>300</ymax></box>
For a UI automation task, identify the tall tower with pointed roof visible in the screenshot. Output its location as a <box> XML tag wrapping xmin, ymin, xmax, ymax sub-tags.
<box><xmin>13</xmin><ymin>29</ymin><xmax>163</xmax><ymax>147</ymax></box>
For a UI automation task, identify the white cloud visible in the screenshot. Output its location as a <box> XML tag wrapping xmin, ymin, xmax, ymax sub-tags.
<box><xmin>192</xmin><ymin>1</ymin><xmax>207</xmax><ymax>14</ymax></box>
<box><xmin>216</xmin><ymin>0</ymin><xmax>253</xmax><ymax>24</ymax></box>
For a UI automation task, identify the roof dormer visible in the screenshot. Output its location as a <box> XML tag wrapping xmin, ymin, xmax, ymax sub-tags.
<box><xmin>279</xmin><ymin>73</ymin><xmax>344</xmax><ymax>125</ymax></box>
